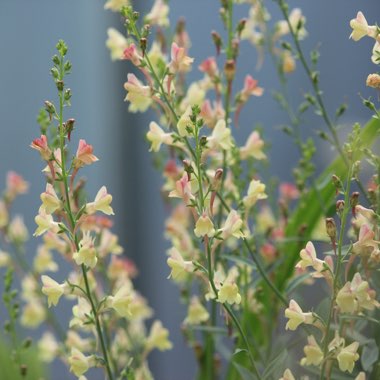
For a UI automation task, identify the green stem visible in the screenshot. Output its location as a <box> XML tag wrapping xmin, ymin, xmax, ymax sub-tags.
<box><xmin>320</xmin><ymin>161</ymin><xmax>353</xmax><ymax>379</ymax></box>
<box><xmin>57</xmin><ymin>54</ymin><xmax>115</xmax><ymax>380</ymax></box>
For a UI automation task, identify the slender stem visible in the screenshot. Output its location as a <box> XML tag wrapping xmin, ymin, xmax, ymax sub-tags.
<box><xmin>57</xmin><ymin>54</ymin><xmax>114</xmax><ymax>380</ymax></box>
<box><xmin>320</xmin><ymin>161</ymin><xmax>353</xmax><ymax>379</ymax></box>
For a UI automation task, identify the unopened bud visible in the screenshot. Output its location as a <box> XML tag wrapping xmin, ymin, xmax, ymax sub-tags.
<box><xmin>44</xmin><ymin>101</ymin><xmax>56</xmax><ymax>115</ymax></box>
<box><xmin>336</xmin><ymin>200</ymin><xmax>345</xmax><ymax>217</ymax></box>
<box><xmin>22</xmin><ymin>337</ymin><xmax>32</xmax><ymax>349</ymax></box>
<box><xmin>211</xmin><ymin>169</ymin><xmax>223</xmax><ymax>191</ymax></box>
<box><xmin>350</xmin><ymin>192</ymin><xmax>359</xmax><ymax>217</ymax></box>
<box><xmin>140</xmin><ymin>38</ymin><xmax>147</xmax><ymax>57</ymax></box>
<box><xmin>236</xmin><ymin>18</ymin><xmax>247</xmax><ymax>38</ymax></box>
<box><xmin>20</xmin><ymin>364</ymin><xmax>28</xmax><ymax>377</ymax></box>
<box><xmin>56</xmin><ymin>80</ymin><xmax>64</xmax><ymax>92</ymax></box>
<box><xmin>224</xmin><ymin>59</ymin><xmax>236</xmax><ymax>82</ymax></box>
<box><xmin>332</xmin><ymin>174</ymin><xmax>343</xmax><ymax>195</ymax></box>
<box><xmin>211</xmin><ymin>31</ymin><xmax>223</xmax><ymax>56</ymax></box>
<box><xmin>65</xmin><ymin>118</ymin><xmax>75</xmax><ymax>141</ymax></box>
<box><xmin>325</xmin><ymin>218</ymin><xmax>336</xmax><ymax>240</ymax></box>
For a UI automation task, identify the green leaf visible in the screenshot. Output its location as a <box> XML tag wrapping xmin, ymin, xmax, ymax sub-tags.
<box><xmin>262</xmin><ymin>348</ymin><xmax>288</xmax><ymax>380</ymax></box>
<box><xmin>233</xmin><ymin>362</ymin><xmax>257</xmax><ymax>380</ymax></box>
<box><xmin>275</xmin><ymin>117</ymin><xmax>380</xmax><ymax>291</ymax></box>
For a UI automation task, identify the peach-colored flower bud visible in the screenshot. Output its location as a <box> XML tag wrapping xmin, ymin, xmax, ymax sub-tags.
<box><xmin>366</xmin><ymin>73</ymin><xmax>380</xmax><ymax>89</ymax></box>
<box><xmin>8</xmin><ymin>215</ymin><xmax>29</xmax><ymax>244</ymax></box>
<box><xmin>74</xmin><ymin>139</ymin><xmax>99</xmax><ymax>168</ymax></box>
<box><xmin>282</xmin><ymin>51</ymin><xmax>296</xmax><ymax>73</ymax></box>
<box><xmin>224</xmin><ymin>59</ymin><xmax>236</xmax><ymax>82</ymax></box>
<box><xmin>31</xmin><ymin>135</ymin><xmax>51</xmax><ymax>161</ymax></box>
<box><xmin>352</xmin><ymin>224</ymin><xmax>379</xmax><ymax>257</ymax></box>
<box><xmin>123</xmin><ymin>43</ymin><xmax>143</xmax><ymax>66</ymax></box>
<box><xmin>199</xmin><ymin>57</ymin><xmax>219</xmax><ymax>78</ymax></box>
<box><xmin>169</xmin><ymin>42</ymin><xmax>194</xmax><ymax>74</ymax></box>
<box><xmin>168</xmin><ymin>172</ymin><xmax>195</xmax><ymax>204</ymax></box>
<box><xmin>240</xmin><ymin>131</ymin><xmax>266</xmax><ymax>160</ymax></box>
<box><xmin>240</xmin><ymin>75</ymin><xmax>264</xmax><ymax>103</ymax></box>
<box><xmin>6</xmin><ymin>171</ymin><xmax>29</xmax><ymax>199</ymax></box>
<box><xmin>85</xmin><ymin>186</ymin><xmax>114</xmax><ymax>216</ymax></box>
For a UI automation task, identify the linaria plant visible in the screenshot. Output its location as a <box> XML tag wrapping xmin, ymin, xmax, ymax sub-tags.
<box><xmin>1</xmin><ymin>40</ymin><xmax>172</xmax><ymax>380</ymax></box>
<box><xmin>105</xmin><ymin>0</ymin><xmax>380</xmax><ymax>379</ymax></box>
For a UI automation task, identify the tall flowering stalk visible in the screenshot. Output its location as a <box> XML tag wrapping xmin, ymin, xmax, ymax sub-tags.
<box><xmin>106</xmin><ymin>1</ymin><xmax>380</xmax><ymax>379</ymax></box>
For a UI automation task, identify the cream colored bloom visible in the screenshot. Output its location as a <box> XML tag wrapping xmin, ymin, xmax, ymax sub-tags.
<box><xmin>124</xmin><ymin>73</ymin><xmax>152</xmax><ymax>113</ymax></box>
<box><xmin>105</xmin><ymin>28</ymin><xmax>128</xmax><ymax>61</ymax></box>
<box><xmin>169</xmin><ymin>42</ymin><xmax>194</xmax><ymax>74</ymax></box>
<box><xmin>20</xmin><ymin>300</ymin><xmax>46</xmax><ymax>328</ymax></box>
<box><xmin>0</xmin><ymin>250</ymin><xmax>10</xmax><ymax>267</ymax></box>
<box><xmin>194</xmin><ymin>213</ymin><xmax>215</xmax><ymax>238</ymax></box>
<box><xmin>40</xmin><ymin>183</ymin><xmax>61</xmax><ymax>214</ymax></box>
<box><xmin>218</xmin><ymin>282</ymin><xmax>242</xmax><ymax>305</ymax></box>
<box><xmin>279</xmin><ymin>369</ymin><xmax>295</xmax><ymax>380</ymax></box>
<box><xmin>38</xmin><ymin>332</ymin><xmax>59</xmax><ymax>362</ymax></box>
<box><xmin>349</xmin><ymin>11</ymin><xmax>377</xmax><ymax>41</ymax></box>
<box><xmin>337</xmin><ymin>342</ymin><xmax>360</xmax><ymax>373</ymax></box>
<box><xmin>240</xmin><ymin>131</ymin><xmax>266</xmax><ymax>160</ymax></box>
<box><xmin>86</xmin><ymin>186</ymin><xmax>114</xmax><ymax>216</ymax></box>
<box><xmin>296</xmin><ymin>241</ymin><xmax>324</xmax><ymax>273</ymax></box>
<box><xmin>300</xmin><ymin>335</ymin><xmax>323</xmax><ymax>367</ymax></box>
<box><xmin>207</xmin><ymin>119</ymin><xmax>233</xmax><ymax>151</ymax></box>
<box><xmin>219</xmin><ymin>209</ymin><xmax>245</xmax><ymax>239</ymax></box>
<box><xmin>166</xmin><ymin>247</ymin><xmax>194</xmax><ymax>281</ymax></box>
<box><xmin>104</xmin><ymin>0</ymin><xmax>129</xmax><ymax>12</ymax></box>
<box><xmin>177</xmin><ymin>106</ymin><xmax>193</xmax><ymax>137</ymax></box>
<box><xmin>34</xmin><ymin>207</ymin><xmax>59</xmax><ymax>237</ymax></box>
<box><xmin>147</xmin><ymin>121</ymin><xmax>173</xmax><ymax>152</ymax></box>
<box><xmin>73</xmin><ymin>232</ymin><xmax>97</xmax><ymax>268</ymax></box>
<box><xmin>285</xmin><ymin>299</ymin><xmax>313</xmax><ymax>330</ymax></box>
<box><xmin>68</xmin><ymin>348</ymin><xmax>93</xmax><ymax>377</ymax></box>
<box><xmin>41</xmin><ymin>275</ymin><xmax>66</xmax><ymax>307</ymax></box>
<box><xmin>184</xmin><ymin>296</ymin><xmax>209</xmax><ymax>324</ymax></box>
<box><xmin>108</xmin><ymin>284</ymin><xmax>133</xmax><ymax>318</ymax></box>
<box><xmin>145</xmin><ymin>0</ymin><xmax>169</xmax><ymax>27</ymax></box>
<box><xmin>146</xmin><ymin>320</ymin><xmax>173</xmax><ymax>351</ymax></box>
<box><xmin>8</xmin><ymin>215</ymin><xmax>29</xmax><ymax>243</ymax></box>
<box><xmin>33</xmin><ymin>245</ymin><xmax>58</xmax><ymax>273</ymax></box>
<box><xmin>243</xmin><ymin>179</ymin><xmax>267</xmax><ymax>209</ymax></box>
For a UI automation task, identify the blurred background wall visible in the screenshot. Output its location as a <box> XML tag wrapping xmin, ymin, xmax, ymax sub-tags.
<box><xmin>0</xmin><ymin>1</ymin><xmax>379</xmax><ymax>379</ymax></box>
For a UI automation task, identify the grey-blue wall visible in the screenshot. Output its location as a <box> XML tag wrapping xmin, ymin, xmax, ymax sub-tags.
<box><xmin>0</xmin><ymin>1</ymin><xmax>378</xmax><ymax>379</ymax></box>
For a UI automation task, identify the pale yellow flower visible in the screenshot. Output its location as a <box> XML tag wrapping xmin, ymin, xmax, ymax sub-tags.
<box><xmin>41</xmin><ymin>275</ymin><xmax>66</xmax><ymax>307</ymax></box>
<box><xmin>285</xmin><ymin>299</ymin><xmax>313</xmax><ymax>330</ymax></box>
<box><xmin>300</xmin><ymin>335</ymin><xmax>323</xmax><ymax>367</ymax></box>
<box><xmin>337</xmin><ymin>342</ymin><xmax>360</xmax><ymax>373</ymax></box>
<box><xmin>194</xmin><ymin>213</ymin><xmax>215</xmax><ymax>238</ymax></box>
<box><xmin>184</xmin><ymin>296</ymin><xmax>209</xmax><ymax>324</ymax></box>
<box><xmin>146</xmin><ymin>320</ymin><xmax>173</xmax><ymax>351</ymax></box>
<box><xmin>73</xmin><ymin>232</ymin><xmax>97</xmax><ymax>269</ymax></box>
<box><xmin>68</xmin><ymin>348</ymin><xmax>93</xmax><ymax>377</ymax></box>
